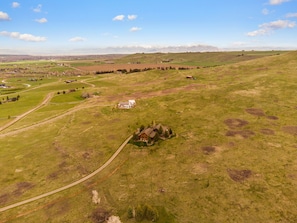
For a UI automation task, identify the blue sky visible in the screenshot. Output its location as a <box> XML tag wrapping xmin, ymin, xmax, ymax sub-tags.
<box><xmin>0</xmin><ymin>0</ymin><xmax>297</xmax><ymax>55</ymax></box>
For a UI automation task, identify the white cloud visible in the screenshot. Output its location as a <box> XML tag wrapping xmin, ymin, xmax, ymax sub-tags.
<box><xmin>0</xmin><ymin>31</ymin><xmax>46</xmax><ymax>42</ymax></box>
<box><xmin>130</xmin><ymin>27</ymin><xmax>142</xmax><ymax>32</ymax></box>
<box><xmin>128</xmin><ymin>15</ymin><xmax>137</xmax><ymax>20</ymax></box>
<box><xmin>33</xmin><ymin>4</ymin><xmax>42</xmax><ymax>13</ymax></box>
<box><xmin>247</xmin><ymin>20</ymin><xmax>296</xmax><ymax>36</ymax></box>
<box><xmin>35</xmin><ymin>18</ymin><xmax>47</xmax><ymax>23</ymax></box>
<box><xmin>113</xmin><ymin>15</ymin><xmax>125</xmax><ymax>21</ymax></box>
<box><xmin>12</xmin><ymin>2</ymin><xmax>20</xmax><ymax>8</ymax></box>
<box><xmin>269</xmin><ymin>0</ymin><xmax>290</xmax><ymax>5</ymax></box>
<box><xmin>286</xmin><ymin>13</ymin><xmax>297</xmax><ymax>18</ymax></box>
<box><xmin>0</xmin><ymin>11</ymin><xmax>11</xmax><ymax>21</ymax></box>
<box><xmin>69</xmin><ymin>37</ymin><xmax>86</xmax><ymax>42</ymax></box>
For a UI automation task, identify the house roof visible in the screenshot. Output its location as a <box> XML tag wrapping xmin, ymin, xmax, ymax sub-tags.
<box><xmin>142</xmin><ymin>127</ymin><xmax>154</xmax><ymax>136</ymax></box>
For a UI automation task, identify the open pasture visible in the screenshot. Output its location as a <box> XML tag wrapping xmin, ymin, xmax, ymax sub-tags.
<box><xmin>1</xmin><ymin>51</ymin><xmax>297</xmax><ymax>222</ymax></box>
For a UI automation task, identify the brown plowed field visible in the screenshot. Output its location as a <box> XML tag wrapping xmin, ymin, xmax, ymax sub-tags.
<box><xmin>77</xmin><ymin>63</ymin><xmax>197</xmax><ymax>72</ymax></box>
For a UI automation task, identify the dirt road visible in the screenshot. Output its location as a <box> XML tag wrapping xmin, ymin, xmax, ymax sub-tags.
<box><xmin>0</xmin><ymin>92</ymin><xmax>53</xmax><ymax>133</ymax></box>
<box><xmin>0</xmin><ymin>135</ymin><xmax>132</xmax><ymax>213</ymax></box>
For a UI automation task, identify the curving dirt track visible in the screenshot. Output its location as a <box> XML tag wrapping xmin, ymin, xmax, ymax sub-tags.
<box><xmin>0</xmin><ymin>92</ymin><xmax>54</xmax><ymax>133</ymax></box>
<box><xmin>0</xmin><ymin>135</ymin><xmax>132</xmax><ymax>213</ymax></box>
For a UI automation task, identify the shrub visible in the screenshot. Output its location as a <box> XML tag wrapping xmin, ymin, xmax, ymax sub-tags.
<box><xmin>133</xmin><ymin>204</ymin><xmax>159</xmax><ymax>222</ymax></box>
<box><xmin>135</xmin><ymin>204</ymin><xmax>146</xmax><ymax>222</ymax></box>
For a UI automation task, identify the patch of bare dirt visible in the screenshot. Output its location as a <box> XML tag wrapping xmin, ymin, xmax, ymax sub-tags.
<box><xmin>59</xmin><ymin>161</ymin><xmax>68</xmax><ymax>168</ymax></box>
<box><xmin>227</xmin><ymin>169</ymin><xmax>252</xmax><ymax>182</ymax></box>
<box><xmin>245</xmin><ymin>108</ymin><xmax>266</xmax><ymax>116</ymax></box>
<box><xmin>46</xmin><ymin>200</ymin><xmax>70</xmax><ymax>217</ymax></box>
<box><xmin>91</xmin><ymin>207</ymin><xmax>110</xmax><ymax>223</ymax></box>
<box><xmin>260</xmin><ymin>129</ymin><xmax>275</xmax><ymax>135</ymax></box>
<box><xmin>47</xmin><ymin>171</ymin><xmax>60</xmax><ymax>180</ymax></box>
<box><xmin>267</xmin><ymin>115</ymin><xmax>279</xmax><ymax>120</ymax></box>
<box><xmin>226</xmin><ymin>130</ymin><xmax>255</xmax><ymax>138</ymax></box>
<box><xmin>0</xmin><ymin>193</ymin><xmax>9</xmax><ymax>205</ymax></box>
<box><xmin>13</xmin><ymin>182</ymin><xmax>34</xmax><ymax>196</ymax></box>
<box><xmin>201</xmin><ymin>146</ymin><xmax>216</xmax><ymax>155</ymax></box>
<box><xmin>108</xmin><ymin>135</ymin><xmax>117</xmax><ymax>140</ymax></box>
<box><xmin>76</xmin><ymin>165</ymin><xmax>89</xmax><ymax>176</ymax></box>
<box><xmin>283</xmin><ymin>126</ymin><xmax>297</xmax><ymax>135</ymax></box>
<box><xmin>224</xmin><ymin>119</ymin><xmax>249</xmax><ymax>129</ymax></box>
<box><xmin>82</xmin><ymin>152</ymin><xmax>91</xmax><ymax>159</ymax></box>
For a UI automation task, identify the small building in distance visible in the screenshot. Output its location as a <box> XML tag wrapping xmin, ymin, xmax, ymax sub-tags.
<box><xmin>118</xmin><ymin>99</ymin><xmax>136</xmax><ymax>109</ymax></box>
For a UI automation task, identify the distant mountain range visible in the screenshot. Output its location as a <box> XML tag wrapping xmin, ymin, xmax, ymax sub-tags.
<box><xmin>0</xmin><ymin>44</ymin><xmax>219</xmax><ymax>57</ymax></box>
<box><xmin>0</xmin><ymin>44</ymin><xmax>295</xmax><ymax>60</ymax></box>
<box><xmin>99</xmin><ymin>45</ymin><xmax>220</xmax><ymax>54</ymax></box>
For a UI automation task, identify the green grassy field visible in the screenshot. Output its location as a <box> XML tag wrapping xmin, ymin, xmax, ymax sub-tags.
<box><xmin>1</xmin><ymin>51</ymin><xmax>297</xmax><ymax>222</ymax></box>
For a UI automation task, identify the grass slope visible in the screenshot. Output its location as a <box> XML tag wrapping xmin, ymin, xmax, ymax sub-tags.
<box><xmin>114</xmin><ymin>51</ymin><xmax>288</xmax><ymax>66</ymax></box>
<box><xmin>1</xmin><ymin>51</ymin><xmax>297</xmax><ymax>222</ymax></box>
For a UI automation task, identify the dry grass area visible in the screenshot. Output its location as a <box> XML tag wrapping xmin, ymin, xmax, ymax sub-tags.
<box><xmin>1</xmin><ymin>51</ymin><xmax>297</xmax><ymax>222</ymax></box>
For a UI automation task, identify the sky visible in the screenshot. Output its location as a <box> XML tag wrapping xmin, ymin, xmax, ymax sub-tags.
<box><xmin>0</xmin><ymin>0</ymin><xmax>297</xmax><ymax>55</ymax></box>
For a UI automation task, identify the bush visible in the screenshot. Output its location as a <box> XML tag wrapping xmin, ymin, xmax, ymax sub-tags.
<box><xmin>133</xmin><ymin>204</ymin><xmax>159</xmax><ymax>222</ymax></box>
<box><xmin>127</xmin><ymin>207</ymin><xmax>134</xmax><ymax>219</ymax></box>
<box><xmin>146</xmin><ymin>205</ymin><xmax>159</xmax><ymax>221</ymax></box>
<box><xmin>135</xmin><ymin>204</ymin><xmax>146</xmax><ymax>222</ymax></box>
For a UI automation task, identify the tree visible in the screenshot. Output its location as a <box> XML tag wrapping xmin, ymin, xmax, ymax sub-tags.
<box><xmin>132</xmin><ymin>133</ymin><xmax>139</xmax><ymax>141</ymax></box>
<box><xmin>145</xmin><ymin>205</ymin><xmax>159</xmax><ymax>222</ymax></box>
<box><xmin>164</xmin><ymin>130</ymin><xmax>169</xmax><ymax>138</ymax></box>
<box><xmin>127</xmin><ymin>207</ymin><xmax>134</xmax><ymax>219</ymax></box>
<box><xmin>158</xmin><ymin>126</ymin><xmax>163</xmax><ymax>135</ymax></box>
<box><xmin>140</xmin><ymin>125</ymin><xmax>145</xmax><ymax>132</ymax></box>
<box><xmin>135</xmin><ymin>204</ymin><xmax>146</xmax><ymax>222</ymax></box>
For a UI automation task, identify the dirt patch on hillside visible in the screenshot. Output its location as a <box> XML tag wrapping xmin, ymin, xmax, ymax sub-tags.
<box><xmin>267</xmin><ymin>115</ymin><xmax>279</xmax><ymax>120</ymax></box>
<box><xmin>14</xmin><ymin>182</ymin><xmax>34</xmax><ymax>196</ymax></box>
<box><xmin>46</xmin><ymin>200</ymin><xmax>70</xmax><ymax>217</ymax></box>
<box><xmin>260</xmin><ymin>129</ymin><xmax>275</xmax><ymax>135</ymax></box>
<box><xmin>226</xmin><ymin>130</ymin><xmax>255</xmax><ymax>139</ymax></box>
<box><xmin>246</xmin><ymin>108</ymin><xmax>266</xmax><ymax>116</ymax></box>
<box><xmin>48</xmin><ymin>171</ymin><xmax>60</xmax><ymax>180</ymax></box>
<box><xmin>201</xmin><ymin>146</ymin><xmax>216</xmax><ymax>155</ymax></box>
<box><xmin>283</xmin><ymin>126</ymin><xmax>297</xmax><ymax>135</ymax></box>
<box><xmin>0</xmin><ymin>193</ymin><xmax>9</xmax><ymax>205</ymax></box>
<box><xmin>224</xmin><ymin>119</ymin><xmax>249</xmax><ymax>129</ymax></box>
<box><xmin>227</xmin><ymin>169</ymin><xmax>252</xmax><ymax>182</ymax></box>
<box><xmin>91</xmin><ymin>207</ymin><xmax>110</xmax><ymax>223</ymax></box>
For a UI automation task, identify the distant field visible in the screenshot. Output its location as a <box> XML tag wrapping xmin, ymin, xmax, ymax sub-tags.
<box><xmin>114</xmin><ymin>51</ymin><xmax>288</xmax><ymax>66</ymax></box>
<box><xmin>1</xmin><ymin>51</ymin><xmax>297</xmax><ymax>222</ymax></box>
<box><xmin>77</xmin><ymin>63</ymin><xmax>197</xmax><ymax>72</ymax></box>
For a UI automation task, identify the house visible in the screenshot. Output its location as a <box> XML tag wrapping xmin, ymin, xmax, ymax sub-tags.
<box><xmin>118</xmin><ymin>99</ymin><xmax>136</xmax><ymax>109</ymax></box>
<box><xmin>138</xmin><ymin>128</ymin><xmax>156</xmax><ymax>142</ymax></box>
<box><xmin>137</xmin><ymin>124</ymin><xmax>170</xmax><ymax>143</ymax></box>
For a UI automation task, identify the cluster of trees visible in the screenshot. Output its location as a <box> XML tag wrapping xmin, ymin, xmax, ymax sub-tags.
<box><xmin>56</xmin><ymin>87</ymin><xmax>85</xmax><ymax>95</ymax></box>
<box><xmin>0</xmin><ymin>95</ymin><xmax>20</xmax><ymax>104</ymax></box>
<box><xmin>95</xmin><ymin>66</ymin><xmax>194</xmax><ymax>75</ymax></box>
<box><xmin>128</xmin><ymin>204</ymin><xmax>159</xmax><ymax>222</ymax></box>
